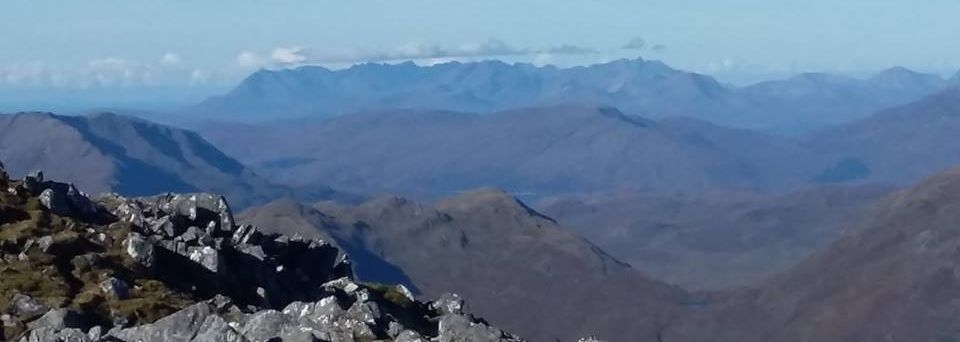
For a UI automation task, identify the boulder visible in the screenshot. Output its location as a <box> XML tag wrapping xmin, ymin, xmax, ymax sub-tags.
<box><xmin>25</xmin><ymin>309</ymin><xmax>84</xmax><ymax>332</ymax></box>
<box><xmin>123</xmin><ymin>232</ymin><xmax>155</xmax><ymax>268</ymax></box>
<box><xmin>19</xmin><ymin>327</ymin><xmax>90</xmax><ymax>342</ymax></box>
<box><xmin>37</xmin><ymin>182</ymin><xmax>108</xmax><ymax>222</ymax></box>
<box><xmin>437</xmin><ymin>313</ymin><xmax>524</xmax><ymax>342</ymax></box>
<box><xmin>23</xmin><ymin>171</ymin><xmax>43</xmax><ymax>195</ymax></box>
<box><xmin>108</xmin><ymin>302</ymin><xmax>220</xmax><ymax>342</ymax></box>
<box><xmin>6</xmin><ymin>294</ymin><xmax>48</xmax><ymax>321</ymax></box>
<box><xmin>431</xmin><ymin>293</ymin><xmax>465</xmax><ymax>315</ymax></box>
<box><xmin>99</xmin><ymin>277</ymin><xmax>131</xmax><ymax>300</ymax></box>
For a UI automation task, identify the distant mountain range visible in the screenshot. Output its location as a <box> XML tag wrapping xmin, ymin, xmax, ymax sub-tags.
<box><xmin>740</xmin><ymin>67</ymin><xmax>952</xmax><ymax>132</ymax></box>
<box><xmin>194</xmin><ymin>59</ymin><xmax>735</xmax><ymax>122</ymax></box>
<box><xmin>0</xmin><ymin>112</ymin><xmax>353</xmax><ymax>208</ymax></box>
<box><xmin>239</xmin><ymin>189</ymin><xmax>688</xmax><ymax>342</ymax></box>
<box><xmin>8</xmin><ymin>119</ymin><xmax>960</xmax><ymax>341</ymax></box>
<box><xmin>199</xmin><ymin>105</ymin><xmax>826</xmax><ymax>199</ymax></box>
<box><xmin>192</xmin><ymin>59</ymin><xmax>957</xmax><ymax>132</ymax></box>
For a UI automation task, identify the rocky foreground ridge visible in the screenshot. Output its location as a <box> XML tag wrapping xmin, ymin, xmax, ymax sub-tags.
<box><xmin>0</xmin><ymin>160</ymin><xmax>528</xmax><ymax>342</ymax></box>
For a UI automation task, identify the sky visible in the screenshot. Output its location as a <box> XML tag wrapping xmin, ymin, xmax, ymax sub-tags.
<box><xmin>2</xmin><ymin>0</ymin><xmax>960</xmax><ymax>109</ymax></box>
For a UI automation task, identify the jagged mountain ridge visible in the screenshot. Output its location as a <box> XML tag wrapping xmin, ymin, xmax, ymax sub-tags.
<box><xmin>200</xmin><ymin>105</ymin><xmax>824</xmax><ymax>200</ymax></box>
<box><xmin>737</xmin><ymin>67</ymin><xmax>950</xmax><ymax>132</ymax></box>
<box><xmin>0</xmin><ymin>112</ymin><xmax>353</xmax><ymax>209</ymax></box>
<box><xmin>193</xmin><ymin>59</ymin><xmax>954</xmax><ymax>132</ymax></box>
<box><xmin>193</xmin><ymin>58</ymin><xmax>741</xmax><ymax>124</ymax></box>
<box><xmin>239</xmin><ymin>190</ymin><xmax>688</xmax><ymax>342</ymax></box>
<box><xmin>0</xmin><ymin>162</ymin><xmax>526</xmax><ymax>342</ymax></box>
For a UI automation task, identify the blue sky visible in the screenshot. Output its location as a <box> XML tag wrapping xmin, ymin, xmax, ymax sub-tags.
<box><xmin>2</xmin><ymin>0</ymin><xmax>960</xmax><ymax>96</ymax></box>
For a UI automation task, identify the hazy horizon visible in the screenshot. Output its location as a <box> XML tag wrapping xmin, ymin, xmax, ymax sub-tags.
<box><xmin>4</xmin><ymin>0</ymin><xmax>960</xmax><ymax>112</ymax></box>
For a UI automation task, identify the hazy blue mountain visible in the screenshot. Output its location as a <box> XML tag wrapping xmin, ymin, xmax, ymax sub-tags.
<box><xmin>737</xmin><ymin>67</ymin><xmax>948</xmax><ymax>132</ymax></box>
<box><xmin>199</xmin><ymin>105</ymin><xmax>825</xmax><ymax>200</ymax></box>
<box><xmin>0</xmin><ymin>112</ymin><xmax>353</xmax><ymax>208</ymax></box>
<box><xmin>809</xmin><ymin>86</ymin><xmax>960</xmax><ymax>185</ymax></box>
<box><xmin>193</xmin><ymin>58</ymin><xmax>749</xmax><ymax>124</ymax></box>
<box><xmin>193</xmin><ymin>60</ymin><xmax>951</xmax><ymax>133</ymax></box>
<box><xmin>950</xmin><ymin>70</ymin><xmax>960</xmax><ymax>86</ymax></box>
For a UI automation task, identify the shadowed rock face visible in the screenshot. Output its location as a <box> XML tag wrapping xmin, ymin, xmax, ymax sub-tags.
<box><xmin>0</xmin><ymin>112</ymin><xmax>353</xmax><ymax>209</ymax></box>
<box><xmin>0</xmin><ymin>162</ymin><xmax>526</xmax><ymax>342</ymax></box>
<box><xmin>665</xmin><ymin>167</ymin><xmax>960</xmax><ymax>342</ymax></box>
<box><xmin>240</xmin><ymin>189</ymin><xmax>689</xmax><ymax>342</ymax></box>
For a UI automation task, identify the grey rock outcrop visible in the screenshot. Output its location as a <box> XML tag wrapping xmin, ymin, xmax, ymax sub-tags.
<box><xmin>3</xmin><ymin>167</ymin><xmax>530</xmax><ymax>342</ymax></box>
<box><xmin>108</xmin><ymin>279</ymin><xmax>524</xmax><ymax>342</ymax></box>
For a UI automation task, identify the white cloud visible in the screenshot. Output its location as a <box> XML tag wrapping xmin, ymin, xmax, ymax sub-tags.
<box><xmin>235</xmin><ymin>51</ymin><xmax>266</xmax><ymax>68</ymax></box>
<box><xmin>278</xmin><ymin>39</ymin><xmax>598</xmax><ymax>65</ymax></box>
<box><xmin>0</xmin><ymin>54</ymin><xmax>229</xmax><ymax>89</ymax></box>
<box><xmin>532</xmin><ymin>53</ymin><xmax>555</xmax><ymax>67</ymax></box>
<box><xmin>189</xmin><ymin>69</ymin><xmax>211</xmax><ymax>85</ymax></box>
<box><xmin>0</xmin><ymin>40</ymin><xmax>604</xmax><ymax>89</ymax></box>
<box><xmin>160</xmin><ymin>52</ymin><xmax>182</xmax><ymax>66</ymax></box>
<box><xmin>271</xmin><ymin>47</ymin><xmax>309</xmax><ymax>65</ymax></box>
<box><xmin>1</xmin><ymin>62</ymin><xmax>50</xmax><ymax>87</ymax></box>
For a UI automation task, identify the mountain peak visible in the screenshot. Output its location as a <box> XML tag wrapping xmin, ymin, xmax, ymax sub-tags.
<box><xmin>874</xmin><ymin>66</ymin><xmax>919</xmax><ymax>76</ymax></box>
<box><xmin>949</xmin><ymin>70</ymin><xmax>960</xmax><ymax>86</ymax></box>
<box><xmin>868</xmin><ymin>66</ymin><xmax>944</xmax><ymax>88</ymax></box>
<box><xmin>438</xmin><ymin>188</ymin><xmax>559</xmax><ymax>225</ymax></box>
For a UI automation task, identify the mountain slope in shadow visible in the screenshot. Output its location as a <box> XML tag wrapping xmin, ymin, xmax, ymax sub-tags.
<box><xmin>239</xmin><ymin>189</ymin><xmax>688</xmax><ymax>342</ymax></box>
<box><xmin>666</xmin><ymin>167</ymin><xmax>960</xmax><ymax>341</ymax></box>
<box><xmin>201</xmin><ymin>105</ymin><xmax>825</xmax><ymax>200</ymax></box>
<box><xmin>0</xmin><ymin>112</ymin><xmax>353</xmax><ymax>208</ymax></box>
